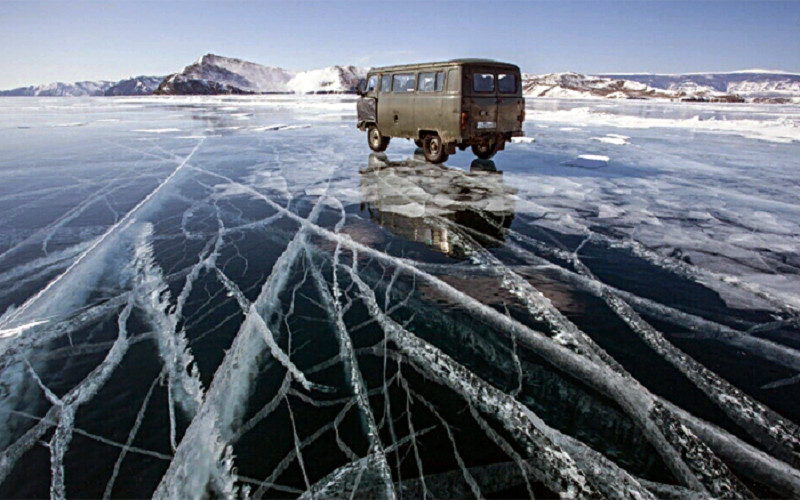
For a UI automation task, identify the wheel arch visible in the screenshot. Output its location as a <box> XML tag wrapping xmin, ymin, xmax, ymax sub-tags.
<box><xmin>358</xmin><ymin>120</ymin><xmax>376</xmax><ymax>132</ymax></box>
<box><xmin>417</xmin><ymin>129</ymin><xmax>439</xmax><ymax>140</ymax></box>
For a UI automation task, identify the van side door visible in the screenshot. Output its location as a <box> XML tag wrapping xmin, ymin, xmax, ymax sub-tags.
<box><xmin>376</xmin><ymin>74</ymin><xmax>393</xmax><ymax>134</ymax></box>
<box><xmin>413</xmin><ymin>71</ymin><xmax>444</xmax><ymax>139</ymax></box>
<box><xmin>384</xmin><ymin>73</ymin><xmax>416</xmax><ymax>138</ymax></box>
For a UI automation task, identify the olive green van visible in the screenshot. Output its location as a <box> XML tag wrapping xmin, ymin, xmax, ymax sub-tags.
<box><xmin>356</xmin><ymin>59</ymin><xmax>526</xmax><ymax>163</ymax></box>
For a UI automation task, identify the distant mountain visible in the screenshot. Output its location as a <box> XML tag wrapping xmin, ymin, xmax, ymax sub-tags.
<box><xmin>0</xmin><ymin>80</ymin><xmax>114</xmax><ymax>97</ymax></box>
<box><xmin>521</xmin><ymin>72</ymin><xmax>744</xmax><ymax>102</ymax></box>
<box><xmin>0</xmin><ymin>76</ymin><xmax>165</xmax><ymax>97</ymax></box>
<box><xmin>103</xmin><ymin>76</ymin><xmax>164</xmax><ymax>96</ymax></box>
<box><xmin>598</xmin><ymin>71</ymin><xmax>800</xmax><ymax>103</ymax></box>
<box><xmin>3</xmin><ymin>59</ymin><xmax>798</xmax><ymax>103</ymax></box>
<box><xmin>154</xmin><ymin>54</ymin><xmax>368</xmax><ymax>95</ymax></box>
<box><xmin>523</xmin><ymin>72</ymin><xmax>673</xmax><ymax>99</ymax></box>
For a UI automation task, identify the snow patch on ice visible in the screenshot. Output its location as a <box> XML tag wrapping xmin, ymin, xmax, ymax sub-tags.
<box><xmin>563</xmin><ymin>155</ymin><xmax>610</xmax><ymax>169</ymax></box>
<box><xmin>531</xmin><ymin>106</ymin><xmax>800</xmax><ymax>143</ymax></box>
<box><xmin>132</xmin><ymin>128</ymin><xmax>181</xmax><ymax>133</ymax></box>
<box><xmin>591</xmin><ymin>135</ymin><xmax>630</xmax><ymax>145</ymax></box>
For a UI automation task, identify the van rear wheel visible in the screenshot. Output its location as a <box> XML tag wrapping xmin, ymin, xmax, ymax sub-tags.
<box><xmin>423</xmin><ymin>134</ymin><xmax>449</xmax><ymax>164</ymax></box>
<box><xmin>472</xmin><ymin>142</ymin><xmax>499</xmax><ymax>160</ymax></box>
<box><xmin>368</xmin><ymin>125</ymin><xmax>390</xmax><ymax>152</ymax></box>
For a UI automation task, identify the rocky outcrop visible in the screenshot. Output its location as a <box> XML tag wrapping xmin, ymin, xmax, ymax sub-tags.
<box><xmin>154</xmin><ymin>73</ymin><xmax>257</xmax><ymax>96</ymax></box>
<box><xmin>103</xmin><ymin>76</ymin><xmax>165</xmax><ymax>96</ymax></box>
<box><xmin>153</xmin><ymin>54</ymin><xmax>367</xmax><ymax>95</ymax></box>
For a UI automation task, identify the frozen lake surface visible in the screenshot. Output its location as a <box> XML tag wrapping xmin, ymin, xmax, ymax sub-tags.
<box><xmin>0</xmin><ymin>96</ymin><xmax>799</xmax><ymax>499</ymax></box>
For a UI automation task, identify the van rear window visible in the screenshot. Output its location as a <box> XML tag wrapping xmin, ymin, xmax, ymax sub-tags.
<box><xmin>392</xmin><ymin>74</ymin><xmax>416</xmax><ymax>92</ymax></box>
<box><xmin>473</xmin><ymin>73</ymin><xmax>495</xmax><ymax>93</ymax></box>
<box><xmin>498</xmin><ymin>73</ymin><xmax>517</xmax><ymax>93</ymax></box>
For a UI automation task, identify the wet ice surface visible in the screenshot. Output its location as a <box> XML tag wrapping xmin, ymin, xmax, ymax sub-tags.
<box><xmin>0</xmin><ymin>96</ymin><xmax>799</xmax><ymax>499</ymax></box>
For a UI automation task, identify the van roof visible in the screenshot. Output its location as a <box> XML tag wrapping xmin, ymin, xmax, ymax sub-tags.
<box><xmin>369</xmin><ymin>59</ymin><xmax>520</xmax><ymax>74</ymax></box>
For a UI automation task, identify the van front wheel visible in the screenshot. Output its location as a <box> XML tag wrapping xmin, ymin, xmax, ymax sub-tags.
<box><xmin>472</xmin><ymin>142</ymin><xmax>499</xmax><ymax>160</ymax></box>
<box><xmin>368</xmin><ymin>125</ymin><xmax>390</xmax><ymax>152</ymax></box>
<box><xmin>423</xmin><ymin>135</ymin><xmax>449</xmax><ymax>164</ymax></box>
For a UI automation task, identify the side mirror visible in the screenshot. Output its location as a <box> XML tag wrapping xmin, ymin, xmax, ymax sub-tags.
<box><xmin>356</xmin><ymin>79</ymin><xmax>367</xmax><ymax>96</ymax></box>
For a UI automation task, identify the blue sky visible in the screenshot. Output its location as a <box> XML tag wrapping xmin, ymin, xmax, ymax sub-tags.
<box><xmin>1</xmin><ymin>0</ymin><xmax>799</xmax><ymax>89</ymax></box>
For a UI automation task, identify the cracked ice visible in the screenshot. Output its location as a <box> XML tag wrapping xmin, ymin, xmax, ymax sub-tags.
<box><xmin>0</xmin><ymin>96</ymin><xmax>799</xmax><ymax>499</ymax></box>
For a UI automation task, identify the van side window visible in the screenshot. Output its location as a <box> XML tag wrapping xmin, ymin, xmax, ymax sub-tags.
<box><xmin>435</xmin><ymin>72</ymin><xmax>445</xmax><ymax>92</ymax></box>
<box><xmin>418</xmin><ymin>73</ymin><xmax>435</xmax><ymax>92</ymax></box>
<box><xmin>392</xmin><ymin>74</ymin><xmax>416</xmax><ymax>92</ymax></box>
<box><xmin>381</xmin><ymin>75</ymin><xmax>391</xmax><ymax>93</ymax></box>
<box><xmin>473</xmin><ymin>73</ymin><xmax>495</xmax><ymax>93</ymax></box>
<box><xmin>447</xmin><ymin>69</ymin><xmax>459</xmax><ymax>92</ymax></box>
<box><xmin>366</xmin><ymin>75</ymin><xmax>378</xmax><ymax>93</ymax></box>
<box><xmin>498</xmin><ymin>73</ymin><xmax>516</xmax><ymax>93</ymax></box>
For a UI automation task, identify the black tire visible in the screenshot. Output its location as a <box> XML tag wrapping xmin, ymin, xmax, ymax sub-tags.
<box><xmin>471</xmin><ymin>141</ymin><xmax>499</xmax><ymax>160</ymax></box>
<box><xmin>414</xmin><ymin>139</ymin><xmax>423</xmax><ymax>148</ymax></box>
<box><xmin>423</xmin><ymin>134</ymin><xmax>449</xmax><ymax>164</ymax></box>
<box><xmin>367</xmin><ymin>125</ymin><xmax>390</xmax><ymax>152</ymax></box>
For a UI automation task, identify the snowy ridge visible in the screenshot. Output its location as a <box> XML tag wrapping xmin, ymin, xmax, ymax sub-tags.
<box><xmin>0</xmin><ymin>76</ymin><xmax>165</xmax><ymax>97</ymax></box>
<box><xmin>4</xmin><ymin>57</ymin><xmax>797</xmax><ymax>101</ymax></box>
<box><xmin>598</xmin><ymin>71</ymin><xmax>800</xmax><ymax>102</ymax></box>
<box><xmin>0</xmin><ymin>81</ymin><xmax>115</xmax><ymax>97</ymax></box>
<box><xmin>522</xmin><ymin>72</ymin><xmax>743</xmax><ymax>102</ymax></box>
<box><xmin>103</xmin><ymin>76</ymin><xmax>164</xmax><ymax>96</ymax></box>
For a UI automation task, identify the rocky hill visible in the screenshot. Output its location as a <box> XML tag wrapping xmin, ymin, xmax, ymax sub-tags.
<box><xmin>103</xmin><ymin>76</ymin><xmax>164</xmax><ymax>96</ymax></box>
<box><xmin>0</xmin><ymin>80</ymin><xmax>114</xmax><ymax>97</ymax></box>
<box><xmin>0</xmin><ymin>76</ymin><xmax>164</xmax><ymax>97</ymax></box>
<box><xmin>154</xmin><ymin>54</ymin><xmax>367</xmax><ymax>95</ymax></box>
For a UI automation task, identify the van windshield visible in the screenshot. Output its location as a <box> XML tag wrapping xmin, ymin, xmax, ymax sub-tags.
<box><xmin>473</xmin><ymin>73</ymin><xmax>495</xmax><ymax>93</ymax></box>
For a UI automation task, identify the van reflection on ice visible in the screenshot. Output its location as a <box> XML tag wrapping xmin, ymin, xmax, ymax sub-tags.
<box><xmin>359</xmin><ymin>153</ymin><xmax>515</xmax><ymax>258</ymax></box>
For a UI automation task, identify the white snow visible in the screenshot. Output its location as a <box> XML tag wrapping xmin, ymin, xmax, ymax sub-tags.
<box><xmin>529</xmin><ymin>106</ymin><xmax>800</xmax><ymax>143</ymax></box>
<box><xmin>511</xmin><ymin>137</ymin><xmax>536</xmax><ymax>144</ymax></box>
<box><xmin>591</xmin><ymin>135</ymin><xmax>629</xmax><ymax>145</ymax></box>
<box><xmin>132</xmin><ymin>128</ymin><xmax>181</xmax><ymax>133</ymax></box>
<box><xmin>563</xmin><ymin>155</ymin><xmax>610</xmax><ymax>169</ymax></box>
<box><xmin>578</xmin><ymin>154</ymin><xmax>610</xmax><ymax>161</ymax></box>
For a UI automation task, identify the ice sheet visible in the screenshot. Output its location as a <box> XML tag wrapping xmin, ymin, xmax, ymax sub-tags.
<box><xmin>0</xmin><ymin>95</ymin><xmax>798</xmax><ymax>499</ymax></box>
